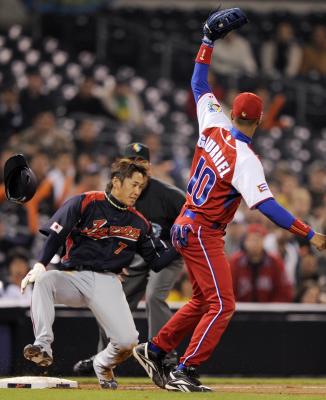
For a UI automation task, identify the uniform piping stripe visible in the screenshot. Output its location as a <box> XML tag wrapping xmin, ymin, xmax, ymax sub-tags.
<box><xmin>184</xmin><ymin>225</ymin><xmax>223</xmax><ymax>365</ymax></box>
<box><xmin>220</xmin><ymin>128</ymin><xmax>236</xmax><ymax>149</ymax></box>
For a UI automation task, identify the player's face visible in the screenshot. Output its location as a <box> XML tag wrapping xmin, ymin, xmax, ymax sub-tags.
<box><xmin>112</xmin><ymin>172</ymin><xmax>146</xmax><ymax>207</ymax></box>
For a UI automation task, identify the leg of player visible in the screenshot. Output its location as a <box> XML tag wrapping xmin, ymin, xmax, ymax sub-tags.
<box><xmin>145</xmin><ymin>258</ymin><xmax>183</xmax><ymax>371</ymax></box>
<box><xmin>134</xmin><ymin>225</ymin><xmax>235</xmax><ymax>392</ymax></box>
<box><xmin>164</xmin><ymin>227</ymin><xmax>235</xmax><ymax>392</ymax></box>
<box><xmin>24</xmin><ymin>270</ymin><xmax>88</xmax><ymax>367</ymax></box>
<box><xmin>88</xmin><ymin>272</ymin><xmax>139</xmax><ymax>389</ymax></box>
<box><xmin>145</xmin><ymin>258</ymin><xmax>183</xmax><ymax>339</ymax></box>
<box><xmin>72</xmin><ymin>257</ymin><xmax>148</xmax><ymax>375</ymax></box>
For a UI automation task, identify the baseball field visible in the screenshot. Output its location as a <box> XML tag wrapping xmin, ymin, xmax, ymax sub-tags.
<box><xmin>1</xmin><ymin>377</ymin><xmax>326</xmax><ymax>399</ymax></box>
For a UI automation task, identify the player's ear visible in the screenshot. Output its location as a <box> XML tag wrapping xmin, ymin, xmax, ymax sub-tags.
<box><xmin>111</xmin><ymin>176</ymin><xmax>121</xmax><ymax>190</ymax></box>
<box><xmin>257</xmin><ymin>115</ymin><xmax>263</xmax><ymax>127</ymax></box>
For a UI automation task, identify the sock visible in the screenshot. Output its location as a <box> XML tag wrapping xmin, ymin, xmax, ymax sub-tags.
<box><xmin>148</xmin><ymin>341</ymin><xmax>165</xmax><ymax>356</ymax></box>
<box><xmin>176</xmin><ymin>363</ymin><xmax>186</xmax><ymax>371</ymax></box>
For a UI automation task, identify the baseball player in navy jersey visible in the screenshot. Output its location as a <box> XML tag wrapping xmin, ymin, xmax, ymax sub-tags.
<box><xmin>133</xmin><ymin>8</ymin><xmax>326</xmax><ymax>392</ymax></box>
<box><xmin>74</xmin><ymin>142</ymin><xmax>185</xmax><ymax>374</ymax></box>
<box><xmin>20</xmin><ymin>158</ymin><xmax>178</xmax><ymax>389</ymax></box>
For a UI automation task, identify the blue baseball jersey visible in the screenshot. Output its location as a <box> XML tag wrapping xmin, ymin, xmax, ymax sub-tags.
<box><xmin>40</xmin><ymin>191</ymin><xmax>176</xmax><ymax>273</ymax></box>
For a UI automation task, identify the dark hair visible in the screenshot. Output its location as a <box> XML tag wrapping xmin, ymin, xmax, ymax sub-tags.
<box><xmin>233</xmin><ymin>116</ymin><xmax>259</xmax><ymax>127</ymax></box>
<box><xmin>105</xmin><ymin>158</ymin><xmax>148</xmax><ymax>193</ymax></box>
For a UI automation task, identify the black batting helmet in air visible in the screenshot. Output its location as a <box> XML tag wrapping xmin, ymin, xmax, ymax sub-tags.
<box><xmin>4</xmin><ymin>154</ymin><xmax>37</xmax><ymax>203</ymax></box>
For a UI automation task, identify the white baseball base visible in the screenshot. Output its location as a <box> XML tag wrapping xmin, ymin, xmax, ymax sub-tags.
<box><xmin>0</xmin><ymin>376</ymin><xmax>78</xmax><ymax>389</ymax></box>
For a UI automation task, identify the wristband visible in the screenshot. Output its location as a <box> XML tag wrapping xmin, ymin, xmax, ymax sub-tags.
<box><xmin>195</xmin><ymin>43</ymin><xmax>213</xmax><ymax>65</ymax></box>
<box><xmin>289</xmin><ymin>219</ymin><xmax>314</xmax><ymax>239</ymax></box>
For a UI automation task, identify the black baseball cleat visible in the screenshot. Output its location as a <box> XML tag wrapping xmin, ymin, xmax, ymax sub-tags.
<box><xmin>73</xmin><ymin>355</ymin><xmax>95</xmax><ymax>375</ymax></box>
<box><xmin>23</xmin><ymin>344</ymin><xmax>53</xmax><ymax>367</ymax></box>
<box><xmin>93</xmin><ymin>356</ymin><xmax>118</xmax><ymax>390</ymax></box>
<box><xmin>165</xmin><ymin>366</ymin><xmax>213</xmax><ymax>392</ymax></box>
<box><xmin>132</xmin><ymin>342</ymin><xmax>167</xmax><ymax>389</ymax></box>
<box><xmin>162</xmin><ymin>350</ymin><xmax>178</xmax><ymax>370</ymax></box>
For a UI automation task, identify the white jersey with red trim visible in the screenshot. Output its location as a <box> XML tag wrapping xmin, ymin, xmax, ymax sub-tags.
<box><xmin>185</xmin><ymin>92</ymin><xmax>273</xmax><ymax>224</ymax></box>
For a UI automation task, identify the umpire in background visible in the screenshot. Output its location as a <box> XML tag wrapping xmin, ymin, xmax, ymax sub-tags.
<box><xmin>74</xmin><ymin>142</ymin><xmax>185</xmax><ymax>373</ymax></box>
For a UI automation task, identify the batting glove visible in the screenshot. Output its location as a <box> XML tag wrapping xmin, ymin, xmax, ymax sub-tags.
<box><xmin>21</xmin><ymin>262</ymin><xmax>46</xmax><ymax>293</ymax></box>
<box><xmin>171</xmin><ymin>224</ymin><xmax>194</xmax><ymax>248</ymax></box>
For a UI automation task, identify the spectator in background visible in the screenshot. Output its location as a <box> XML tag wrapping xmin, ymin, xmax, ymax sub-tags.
<box><xmin>0</xmin><ymin>84</ymin><xmax>23</xmax><ymax>146</ymax></box>
<box><xmin>275</xmin><ymin>170</ymin><xmax>300</xmax><ymax>209</ymax></box>
<box><xmin>300</xmin><ymin>25</ymin><xmax>326</xmax><ymax>76</ymax></box>
<box><xmin>19</xmin><ymin>68</ymin><xmax>55</xmax><ymax>127</ymax></box>
<box><xmin>74</xmin><ymin>119</ymin><xmax>104</xmax><ymax>156</ymax></box>
<box><xmin>296</xmin><ymin>280</ymin><xmax>320</xmax><ymax>303</ymax></box>
<box><xmin>288</xmin><ymin>188</ymin><xmax>313</xmax><ymax>227</ymax></box>
<box><xmin>255</xmin><ymin>86</ymin><xmax>290</xmax><ymax>131</ymax></box>
<box><xmin>273</xmin><ymin>229</ymin><xmax>300</xmax><ymax>287</ymax></box>
<box><xmin>1</xmin><ymin>248</ymin><xmax>32</xmax><ymax>304</ymax></box>
<box><xmin>66</xmin><ymin>76</ymin><xmax>116</xmax><ymax>119</ymax></box>
<box><xmin>167</xmin><ymin>271</ymin><xmax>192</xmax><ymax>302</ymax></box>
<box><xmin>211</xmin><ymin>31</ymin><xmax>257</xmax><ymax>77</ymax></box>
<box><xmin>295</xmin><ymin>243</ymin><xmax>321</xmax><ymax>300</ymax></box>
<box><xmin>23</xmin><ymin>152</ymin><xmax>54</xmax><ymax>235</ymax></box>
<box><xmin>261</xmin><ymin>21</ymin><xmax>302</xmax><ymax>79</ymax></box>
<box><xmin>44</xmin><ymin>152</ymin><xmax>76</xmax><ymax>208</ymax></box>
<box><xmin>11</xmin><ymin>111</ymin><xmax>74</xmax><ymax>157</ymax></box>
<box><xmin>102</xmin><ymin>74</ymin><xmax>144</xmax><ymax>126</ymax></box>
<box><xmin>143</xmin><ymin>133</ymin><xmax>185</xmax><ymax>188</ymax></box>
<box><xmin>230</xmin><ymin>224</ymin><xmax>293</xmax><ymax>302</ymax></box>
<box><xmin>70</xmin><ymin>163</ymin><xmax>103</xmax><ymax>195</ymax></box>
<box><xmin>224</xmin><ymin>210</ymin><xmax>247</xmax><ymax>256</ymax></box>
<box><xmin>307</xmin><ymin>163</ymin><xmax>326</xmax><ymax>210</ymax></box>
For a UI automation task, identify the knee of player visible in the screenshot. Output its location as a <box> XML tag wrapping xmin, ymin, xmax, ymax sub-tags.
<box><xmin>210</xmin><ymin>296</ymin><xmax>235</xmax><ymax>316</ymax></box>
<box><xmin>222</xmin><ymin>296</ymin><xmax>236</xmax><ymax>316</ymax></box>
<box><xmin>145</xmin><ymin>287</ymin><xmax>161</xmax><ymax>305</ymax></box>
<box><xmin>117</xmin><ymin>332</ymin><xmax>139</xmax><ymax>350</ymax></box>
<box><xmin>35</xmin><ymin>270</ymin><xmax>58</xmax><ymax>287</ymax></box>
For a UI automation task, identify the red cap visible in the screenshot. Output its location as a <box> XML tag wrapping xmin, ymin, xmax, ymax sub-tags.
<box><xmin>232</xmin><ymin>92</ymin><xmax>263</xmax><ymax>120</ymax></box>
<box><xmin>247</xmin><ymin>224</ymin><xmax>268</xmax><ymax>237</ymax></box>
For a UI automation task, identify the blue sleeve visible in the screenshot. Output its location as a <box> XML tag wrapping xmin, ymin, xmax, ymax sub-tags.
<box><xmin>258</xmin><ymin>198</ymin><xmax>314</xmax><ymax>239</ymax></box>
<box><xmin>191</xmin><ymin>63</ymin><xmax>212</xmax><ymax>104</ymax></box>
<box><xmin>257</xmin><ymin>198</ymin><xmax>295</xmax><ymax>229</ymax></box>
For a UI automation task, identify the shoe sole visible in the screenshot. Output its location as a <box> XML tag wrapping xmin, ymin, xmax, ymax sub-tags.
<box><xmin>132</xmin><ymin>346</ymin><xmax>164</xmax><ymax>388</ymax></box>
<box><xmin>24</xmin><ymin>345</ymin><xmax>53</xmax><ymax>367</ymax></box>
<box><xmin>165</xmin><ymin>382</ymin><xmax>212</xmax><ymax>392</ymax></box>
<box><xmin>100</xmin><ymin>379</ymin><xmax>118</xmax><ymax>390</ymax></box>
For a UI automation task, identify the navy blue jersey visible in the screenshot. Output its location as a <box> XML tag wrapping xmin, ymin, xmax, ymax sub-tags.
<box><xmin>40</xmin><ymin>191</ymin><xmax>177</xmax><ymax>273</ymax></box>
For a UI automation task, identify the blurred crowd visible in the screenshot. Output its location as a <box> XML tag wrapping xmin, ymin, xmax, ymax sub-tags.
<box><xmin>0</xmin><ymin>16</ymin><xmax>326</xmax><ymax>306</ymax></box>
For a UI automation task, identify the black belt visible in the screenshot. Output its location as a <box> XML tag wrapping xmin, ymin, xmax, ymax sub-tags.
<box><xmin>63</xmin><ymin>265</ymin><xmax>115</xmax><ymax>273</ymax></box>
<box><xmin>183</xmin><ymin>209</ymin><xmax>227</xmax><ymax>230</ymax></box>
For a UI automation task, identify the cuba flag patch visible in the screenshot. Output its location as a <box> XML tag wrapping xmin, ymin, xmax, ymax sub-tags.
<box><xmin>257</xmin><ymin>182</ymin><xmax>269</xmax><ymax>193</ymax></box>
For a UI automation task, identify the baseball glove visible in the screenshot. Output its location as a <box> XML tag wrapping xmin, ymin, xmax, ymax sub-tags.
<box><xmin>203</xmin><ymin>8</ymin><xmax>248</xmax><ymax>42</ymax></box>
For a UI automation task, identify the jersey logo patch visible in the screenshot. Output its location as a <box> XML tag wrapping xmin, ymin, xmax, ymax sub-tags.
<box><xmin>109</xmin><ymin>226</ymin><xmax>141</xmax><ymax>241</ymax></box>
<box><xmin>207</xmin><ymin>100</ymin><xmax>221</xmax><ymax>113</ymax></box>
<box><xmin>257</xmin><ymin>183</ymin><xmax>268</xmax><ymax>193</ymax></box>
<box><xmin>50</xmin><ymin>222</ymin><xmax>63</xmax><ymax>234</ymax></box>
<box><xmin>80</xmin><ymin>220</ymin><xmax>141</xmax><ymax>241</ymax></box>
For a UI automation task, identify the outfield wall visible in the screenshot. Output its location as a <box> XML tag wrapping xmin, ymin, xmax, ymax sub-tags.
<box><xmin>0</xmin><ymin>303</ymin><xmax>325</xmax><ymax>377</ymax></box>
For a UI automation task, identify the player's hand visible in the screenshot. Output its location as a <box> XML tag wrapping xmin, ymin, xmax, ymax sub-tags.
<box><xmin>118</xmin><ymin>268</ymin><xmax>129</xmax><ymax>282</ymax></box>
<box><xmin>171</xmin><ymin>224</ymin><xmax>194</xmax><ymax>248</ymax></box>
<box><xmin>21</xmin><ymin>262</ymin><xmax>46</xmax><ymax>293</ymax></box>
<box><xmin>310</xmin><ymin>232</ymin><xmax>326</xmax><ymax>251</ymax></box>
